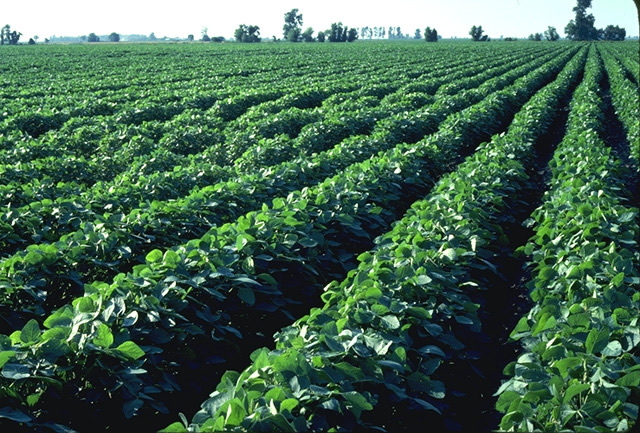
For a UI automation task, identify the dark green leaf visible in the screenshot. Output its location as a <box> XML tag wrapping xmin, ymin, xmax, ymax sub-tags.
<box><xmin>20</xmin><ymin>319</ymin><xmax>40</xmax><ymax>344</ymax></box>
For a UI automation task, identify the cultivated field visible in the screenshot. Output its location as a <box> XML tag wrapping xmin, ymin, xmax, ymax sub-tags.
<box><xmin>0</xmin><ymin>41</ymin><xmax>638</xmax><ymax>432</ymax></box>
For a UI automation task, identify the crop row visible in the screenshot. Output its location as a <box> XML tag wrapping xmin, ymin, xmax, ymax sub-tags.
<box><xmin>597</xmin><ymin>45</ymin><xmax>640</xmax><ymax>164</ymax></box>
<box><xmin>604</xmin><ymin>43</ymin><xmax>639</xmax><ymax>85</ymax></box>
<box><xmin>0</xmin><ymin>45</ymin><xmax>581</xmax><ymax>432</ymax></box>
<box><xmin>0</xmin><ymin>43</ymin><xmax>553</xmax><ymax>215</ymax></box>
<box><xmin>160</xmin><ymin>44</ymin><xmax>589</xmax><ymax>433</ymax></box>
<box><xmin>0</xmin><ymin>44</ymin><xmax>573</xmax><ymax>324</ymax></box>
<box><xmin>495</xmin><ymin>46</ymin><xmax>639</xmax><ymax>432</ymax></box>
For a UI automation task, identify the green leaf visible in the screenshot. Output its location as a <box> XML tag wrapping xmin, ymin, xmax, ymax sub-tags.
<box><xmin>553</xmin><ymin>357</ymin><xmax>582</xmax><ymax>378</ymax></box>
<box><xmin>0</xmin><ymin>351</ymin><xmax>15</xmax><ymax>368</ymax></box>
<box><xmin>159</xmin><ymin>422</ymin><xmax>188</xmax><ymax>432</ymax></box>
<box><xmin>343</xmin><ymin>391</ymin><xmax>373</xmax><ymax>411</ymax></box>
<box><xmin>238</xmin><ymin>287</ymin><xmax>255</xmax><ymax>305</ymax></box>
<box><xmin>618</xmin><ymin>212</ymin><xmax>636</xmax><ymax>223</ymax></box>
<box><xmin>115</xmin><ymin>341</ymin><xmax>145</xmax><ymax>360</ymax></box>
<box><xmin>20</xmin><ymin>319</ymin><xmax>41</xmax><ymax>344</ymax></box>
<box><xmin>364</xmin><ymin>334</ymin><xmax>392</xmax><ymax>355</ymax></box>
<box><xmin>93</xmin><ymin>324</ymin><xmax>114</xmax><ymax>348</ymax></box>
<box><xmin>163</xmin><ymin>250</ymin><xmax>181</xmax><ymax>268</ymax></box>
<box><xmin>266</xmin><ymin>414</ymin><xmax>296</xmax><ymax>432</ymax></box>
<box><xmin>272</xmin><ymin>198</ymin><xmax>285</xmax><ymax>210</ymax></box>
<box><xmin>442</xmin><ymin>248</ymin><xmax>458</xmax><ymax>261</ymax></box>
<box><xmin>335</xmin><ymin>362</ymin><xmax>366</xmax><ymax>380</ymax></box>
<box><xmin>611</xmin><ymin>272</ymin><xmax>624</xmax><ymax>287</ymax></box>
<box><xmin>416</xmin><ymin>274</ymin><xmax>432</xmax><ymax>285</ymax></box>
<box><xmin>223</xmin><ymin>399</ymin><xmax>247</xmax><ymax>426</ymax></box>
<box><xmin>418</xmin><ymin>345</ymin><xmax>445</xmax><ymax>357</ymax></box>
<box><xmin>146</xmin><ymin>249</ymin><xmax>163</xmax><ymax>263</ymax></box>
<box><xmin>26</xmin><ymin>392</ymin><xmax>41</xmax><ymax>407</ymax></box>
<box><xmin>235</xmin><ymin>235</ymin><xmax>248</xmax><ymax>252</ymax></box>
<box><xmin>602</xmin><ymin>341</ymin><xmax>622</xmax><ymax>357</ymax></box>
<box><xmin>381</xmin><ymin>315</ymin><xmax>400</xmax><ymax>330</ymax></box>
<box><xmin>539</xmin><ymin>266</ymin><xmax>556</xmax><ymax>281</ymax></box>
<box><xmin>615</xmin><ymin>371</ymin><xmax>640</xmax><ymax>387</ymax></box>
<box><xmin>23</xmin><ymin>251</ymin><xmax>44</xmax><ymax>265</ymax></box>
<box><xmin>585</xmin><ymin>329</ymin><xmax>608</xmax><ymax>355</ymax></box>
<box><xmin>280</xmin><ymin>398</ymin><xmax>299</xmax><ymax>413</ymax></box>
<box><xmin>563</xmin><ymin>383</ymin><xmax>590</xmax><ymax>404</ymax></box>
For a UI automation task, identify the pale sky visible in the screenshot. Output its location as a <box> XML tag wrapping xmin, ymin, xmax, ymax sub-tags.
<box><xmin>3</xmin><ymin>0</ymin><xmax>638</xmax><ymax>40</ymax></box>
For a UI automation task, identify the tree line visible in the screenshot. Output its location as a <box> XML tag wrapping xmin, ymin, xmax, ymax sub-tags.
<box><xmin>2</xmin><ymin>1</ymin><xmax>633</xmax><ymax>46</ymax></box>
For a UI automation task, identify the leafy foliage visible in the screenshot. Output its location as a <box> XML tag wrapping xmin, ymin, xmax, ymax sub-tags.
<box><xmin>496</xmin><ymin>45</ymin><xmax>640</xmax><ymax>433</ymax></box>
<box><xmin>0</xmin><ymin>41</ymin><xmax>635</xmax><ymax>433</ymax></box>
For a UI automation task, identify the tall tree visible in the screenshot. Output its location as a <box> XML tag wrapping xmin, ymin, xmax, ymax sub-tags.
<box><xmin>469</xmin><ymin>25</ymin><xmax>489</xmax><ymax>41</ymax></box>
<box><xmin>347</xmin><ymin>28</ymin><xmax>358</xmax><ymax>42</ymax></box>
<box><xmin>544</xmin><ymin>26</ymin><xmax>560</xmax><ymax>41</ymax></box>
<box><xmin>283</xmin><ymin>8</ymin><xmax>303</xmax><ymax>41</ymax></box>
<box><xmin>201</xmin><ymin>27</ymin><xmax>210</xmax><ymax>42</ymax></box>
<box><xmin>109</xmin><ymin>32</ymin><xmax>120</xmax><ymax>42</ymax></box>
<box><xmin>424</xmin><ymin>27</ymin><xmax>438</xmax><ymax>42</ymax></box>
<box><xmin>603</xmin><ymin>24</ymin><xmax>626</xmax><ymax>40</ymax></box>
<box><xmin>565</xmin><ymin>0</ymin><xmax>600</xmax><ymax>40</ymax></box>
<box><xmin>1</xmin><ymin>24</ymin><xmax>21</xmax><ymax>45</ymax></box>
<box><xmin>235</xmin><ymin>24</ymin><xmax>261</xmax><ymax>43</ymax></box>
<box><xmin>301</xmin><ymin>27</ymin><xmax>314</xmax><ymax>42</ymax></box>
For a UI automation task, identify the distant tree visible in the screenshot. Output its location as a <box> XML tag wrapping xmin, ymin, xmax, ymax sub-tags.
<box><xmin>388</xmin><ymin>26</ymin><xmax>394</xmax><ymax>39</ymax></box>
<box><xmin>603</xmin><ymin>24</ymin><xmax>626</xmax><ymax>40</ymax></box>
<box><xmin>424</xmin><ymin>27</ymin><xmax>438</xmax><ymax>42</ymax></box>
<box><xmin>283</xmin><ymin>8</ymin><xmax>303</xmax><ymax>41</ymax></box>
<box><xmin>109</xmin><ymin>32</ymin><xmax>120</xmax><ymax>42</ymax></box>
<box><xmin>286</xmin><ymin>27</ymin><xmax>301</xmax><ymax>42</ymax></box>
<box><xmin>302</xmin><ymin>27</ymin><xmax>314</xmax><ymax>42</ymax></box>
<box><xmin>396</xmin><ymin>26</ymin><xmax>402</xmax><ymax>39</ymax></box>
<box><xmin>528</xmin><ymin>32</ymin><xmax>542</xmax><ymax>41</ymax></box>
<box><xmin>187</xmin><ymin>34</ymin><xmax>194</xmax><ymax>42</ymax></box>
<box><xmin>87</xmin><ymin>32</ymin><xmax>100</xmax><ymax>42</ymax></box>
<box><xmin>544</xmin><ymin>26</ymin><xmax>560</xmax><ymax>41</ymax></box>
<box><xmin>9</xmin><ymin>30</ymin><xmax>21</xmax><ymax>45</ymax></box>
<box><xmin>414</xmin><ymin>28</ymin><xmax>421</xmax><ymax>39</ymax></box>
<box><xmin>235</xmin><ymin>24</ymin><xmax>261</xmax><ymax>43</ymax></box>
<box><xmin>317</xmin><ymin>31</ymin><xmax>326</xmax><ymax>42</ymax></box>
<box><xmin>328</xmin><ymin>22</ymin><xmax>344</xmax><ymax>42</ymax></box>
<box><xmin>565</xmin><ymin>0</ymin><xmax>600</xmax><ymax>40</ymax></box>
<box><xmin>149</xmin><ymin>32</ymin><xmax>157</xmax><ymax>41</ymax></box>
<box><xmin>1</xmin><ymin>25</ymin><xmax>21</xmax><ymax>45</ymax></box>
<box><xmin>469</xmin><ymin>25</ymin><xmax>489</xmax><ymax>41</ymax></box>
<box><xmin>211</xmin><ymin>36</ymin><xmax>225</xmax><ymax>43</ymax></box>
<box><xmin>347</xmin><ymin>27</ymin><xmax>358</xmax><ymax>42</ymax></box>
<box><xmin>201</xmin><ymin>27</ymin><xmax>210</xmax><ymax>41</ymax></box>
<box><xmin>326</xmin><ymin>23</ymin><xmax>356</xmax><ymax>42</ymax></box>
<box><xmin>80</xmin><ymin>35</ymin><xmax>87</xmax><ymax>42</ymax></box>
<box><xmin>0</xmin><ymin>25</ymin><xmax>8</xmax><ymax>45</ymax></box>
<box><xmin>28</xmin><ymin>38</ymin><xmax>35</xmax><ymax>45</ymax></box>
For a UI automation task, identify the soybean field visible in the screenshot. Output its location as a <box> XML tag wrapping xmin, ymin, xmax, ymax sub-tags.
<box><xmin>0</xmin><ymin>41</ymin><xmax>638</xmax><ymax>432</ymax></box>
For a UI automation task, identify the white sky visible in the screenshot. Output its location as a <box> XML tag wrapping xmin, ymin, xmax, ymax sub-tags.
<box><xmin>3</xmin><ymin>0</ymin><xmax>638</xmax><ymax>40</ymax></box>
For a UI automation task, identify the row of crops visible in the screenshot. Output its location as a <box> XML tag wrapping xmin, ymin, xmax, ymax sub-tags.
<box><xmin>0</xmin><ymin>41</ymin><xmax>638</xmax><ymax>432</ymax></box>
